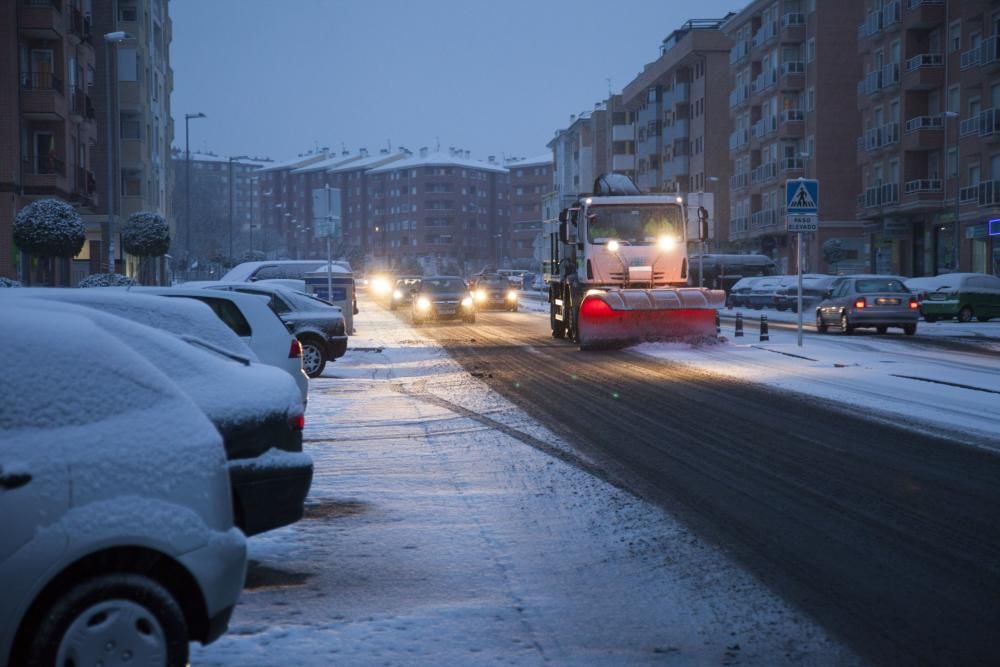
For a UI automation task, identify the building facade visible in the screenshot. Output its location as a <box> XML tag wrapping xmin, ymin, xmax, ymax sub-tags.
<box><xmin>621</xmin><ymin>17</ymin><xmax>734</xmax><ymax>250</ymax></box>
<box><xmin>725</xmin><ymin>0</ymin><xmax>865</xmax><ymax>273</ymax></box>
<box><xmin>857</xmin><ymin>0</ymin><xmax>1000</xmax><ymax>276</ymax></box>
<box><xmin>505</xmin><ymin>154</ymin><xmax>553</xmax><ymax>269</ymax></box>
<box><xmin>2</xmin><ymin>0</ymin><xmax>100</xmax><ymax>282</ymax></box>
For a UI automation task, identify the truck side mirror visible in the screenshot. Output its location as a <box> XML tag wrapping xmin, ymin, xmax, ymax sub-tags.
<box><xmin>559</xmin><ymin>220</ymin><xmax>577</xmax><ymax>245</ymax></box>
<box><xmin>558</xmin><ymin>209</ymin><xmax>568</xmax><ymax>223</ymax></box>
<box><xmin>698</xmin><ymin>206</ymin><xmax>709</xmax><ymax>241</ymax></box>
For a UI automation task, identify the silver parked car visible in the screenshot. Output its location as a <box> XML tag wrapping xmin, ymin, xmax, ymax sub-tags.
<box><xmin>815</xmin><ymin>274</ymin><xmax>920</xmax><ymax>335</ymax></box>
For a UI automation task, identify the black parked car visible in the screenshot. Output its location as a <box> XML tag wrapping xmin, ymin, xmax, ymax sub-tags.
<box><xmin>412</xmin><ymin>276</ymin><xmax>476</xmax><ymax>324</ymax></box>
<box><xmin>208</xmin><ymin>283</ymin><xmax>348</xmax><ymax>378</ymax></box>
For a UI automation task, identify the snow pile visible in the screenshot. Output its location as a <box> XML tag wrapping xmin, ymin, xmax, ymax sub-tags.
<box><xmin>79</xmin><ymin>272</ymin><xmax>138</xmax><ymax>288</ymax></box>
<box><xmin>0</xmin><ymin>277</ymin><xmax>21</xmax><ymax>288</ymax></box>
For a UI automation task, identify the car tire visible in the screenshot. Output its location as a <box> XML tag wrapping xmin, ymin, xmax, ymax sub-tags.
<box><xmin>300</xmin><ymin>338</ymin><xmax>327</xmax><ymax>378</ymax></box>
<box><xmin>839</xmin><ymin>311</ymin><xmax>853</xmax><ymax>335</ymax></box>
<box><xmin>876</xmin><ymin>325</ymin><xmax>887</xmax><ymax>334</ymax></box>
<box><xmin>904</xmin><ymin>324</ymin><xmax>917</xmax><ymax>336</ymax></box>
<box><xmin>958</xmin><ymin>306</ymin><xmax>974</xmax><ymax>323</ymax></box>
<box><xmin>815</xmin><ymin>311</ymin><xmax>828</xmax><ymax>333</ymax></box>
<box><xmin>464</xmin><ymin>313</ymin><xmax>476</xmax><ymax>324</ymax></box>
<box><xmin>21</xmin><ymin>573</ymin><xmax>188</xmax><ymax>667</ymax></box>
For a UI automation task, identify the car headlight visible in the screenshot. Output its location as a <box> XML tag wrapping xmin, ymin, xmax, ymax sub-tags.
<box><xmin>506</xmin><ymin>290</ymin><xmax>518</xmax><ymax>301</ymax></box>
<box><xmin>416</xmin><ymin>296</ymin><xmax>431</xmax><ymax>311</ymax></box>
<box><xmin>475</xmin><ymin>289</ymin><xmax>487</xmax><ymax>302</ymax></box>
<box><xmin>393</xmin><ymin>289</ymin><xmax>402</xmax><ymax>300</ymax></box>
<box><xmin>461</xmin><ymin>297</ymin><xmax>474</xmax><ymax>308</ymax></box>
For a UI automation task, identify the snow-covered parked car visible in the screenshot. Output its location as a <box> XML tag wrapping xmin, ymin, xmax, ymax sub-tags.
<box><xmin>135</xmin><ymin>287</ymin><xmax>310</xmax><ymax>401</ymax></box>
<box><xmin>204</xmin><ymin>282</ymin><xmax>348</xmax><ymax>378</ymax></box>
<box><xmin>9</xmin><ymin>296</ymin><xmax>313</xmax><ymax>537</ymax></box>
<box><xmin>904</xmin><ymin>273</ymin><xmax>1000</xmax><ymax>323</ymax></box>
<box><xmin>0</xmin><ymin>305</ymin><xmax>246</xmax><ymax>666</ymax></box>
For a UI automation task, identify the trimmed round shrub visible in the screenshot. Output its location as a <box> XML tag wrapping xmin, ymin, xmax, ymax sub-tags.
<box><xmin>13</xmin><ymin>198</ymin><xmax>86</xmax><ymax>258</ymax></box>
<box><xmin>78</xmin><ymin>272</ymin><xmax>137</xmax><ymax>288</ymax></box>
<box><xmin>122</xmin><ymin>212</ymin><xmax>170</xmax><ymax>257</ymax></box>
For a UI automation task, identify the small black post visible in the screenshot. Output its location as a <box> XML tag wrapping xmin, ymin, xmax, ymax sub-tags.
<box><xmin>715</xmin><ymin>311</ymin><xmax>721</xmax><ymax>336</ymax></box>
<box><xmin>760</xmin><ymin>314</ymin><xmax>769</xmax><ymax>342</ymax></box>
<box><xmin>735</xmin><ymin>312</ymin><xmax>744</xmax><ymax>337</ymax></box>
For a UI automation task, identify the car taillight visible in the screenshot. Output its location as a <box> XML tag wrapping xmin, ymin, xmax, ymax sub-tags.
<box><xmin>909</xmin><ymin>297</ymin><xmax>919</xmax><ymax>309</ymax></box>
<box><xmin>854</xmin><ymin>298</ymin><xmax>866</xmax><ymax>309</ymax></box>
<box><xmin>288</xmin><ymin>339</ymin><xmax>302</xmax><ymax>358</ymax></box>
<box><xmin>288</xmin><ymin>414</ymin><xmax>305</xmax><ymax>430</ymax></box>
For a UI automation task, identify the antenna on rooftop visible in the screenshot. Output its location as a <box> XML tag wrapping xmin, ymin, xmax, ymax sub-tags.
<box><xmin>435</xmin><ymin>136</ymin><xmax>440</xmax><ymax>152</ymax></box>
<box><xmin>606</xmin><ymin>77</ymin><xmax>612</xmax><ymax>96</ymax></box>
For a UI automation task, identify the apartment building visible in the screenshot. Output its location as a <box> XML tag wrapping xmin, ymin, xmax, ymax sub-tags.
<box><xmin>1</xmin><ymin>0</ymin><xmax>100</xmax><ymax>282</ymax></box>
<box><xmin>366</xmin><ymin>148</ymin><xmax>510</xmax><ymax>274</ymax></box>
<box><xmin>725</xmin><ymin>0</ymin><xmax>865</xmax><ymax>273</ymax></box>
<box><xmin>255</xmin><ymin>152</ymin><xmax>331</xmax><ymax>261</ymax></box>
<box><xmin>326</xmin><ymin>149</ymin><xmax>407</xmax><ymax>262</ymax></box>
<box><xmin>505</xmin><ymin>153</ymin><xmax>553</xmax><ymax>269</ymax></box>
<box><xmin>91</xmin><ymin>0</ymin><xmax>173</xmax><ymax>277</ymax></box>
<box><xmin>548</xmin><ymin>107</ymin><xmax>608</xmax><ymax>199</ymax></box>
<box><xmin>857</xmin><ymin>0</ymin><xmax>1000</xmax><ymax>276</ymax></box>
<box><xmin>621</xmin><ymin>17</ymin><xmax>733</xmax><ymax>248</ymax></box>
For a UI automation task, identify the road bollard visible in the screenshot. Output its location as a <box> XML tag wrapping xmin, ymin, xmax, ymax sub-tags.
<box><xmin>715</xmin><ymin>311</ymin><xmax>721</xmax><ymax>336</ymax></box>
<box><xmin>760</xmin><ymin>314</ymin><xmax>769</xmax><ymax>342</ymax></box>
<box><xmin>735</xmin><ymin>312</ymin><xmax>744</xmax><ymax>337</ymax></box>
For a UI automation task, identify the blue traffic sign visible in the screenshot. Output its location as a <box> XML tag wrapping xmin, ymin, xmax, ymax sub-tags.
<box><xmin>786</xmin><ymin>179</ymin><xmax>819</xmax><ymax>215</ymax></box>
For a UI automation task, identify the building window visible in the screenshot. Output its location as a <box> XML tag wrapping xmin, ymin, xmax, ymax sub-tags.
<box><xmin>948</xmin><ymin>85</ymin><xmax>960</xmax><ymax>114</ymax></box>
<box><xmin>950</xmin><ymin>21</ymin><xmax>961</xmax><ymax>52</ymax></box>
<box><xmin>806</xmin><ymin>38</ymin><xmax>816</xmax><ymax>63</ymax></box>
<box><xmin>121</xmin><ymin>169</ymin><xmax>142</xmax><ymax>196</ymax></box>
<box><xmin>805</xmin><ymin>87</ymin><xmax>815</xmax><ymax>111</ymax></box>
<box><xmin>947</xmin><ymin>148</ymin><xmax>957</xmax><ymax>178</ymax></box>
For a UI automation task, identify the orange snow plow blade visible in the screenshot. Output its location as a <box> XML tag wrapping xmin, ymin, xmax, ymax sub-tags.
<box><xmin>577</xmin><ymin>288</ymin><xmax>725</xmax><ymax>350</ymax></box>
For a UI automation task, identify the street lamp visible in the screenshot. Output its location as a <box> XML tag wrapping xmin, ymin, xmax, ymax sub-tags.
<box><xmin>228</xmin><ymin>155</ymin><xmax>251</xmax><ymax>267</ymax></box>
<box><xmin>103</xmin><ymin>31</ymin><xmax>133</xmax><ymax>273</ymax></box>
<box><xmin>248</xmin><ymin>176</ymin><xmax>258</xmax><ymax>258</ymax></box>
<box><xmin>943</xmin><ymin>110</ymin><xmax>961</xmax><ymax>272</ymax></box>
<box><xmin>184</xmin><ymin>112</ymin><xmax>206</xmax><ymax>268</ymax></box>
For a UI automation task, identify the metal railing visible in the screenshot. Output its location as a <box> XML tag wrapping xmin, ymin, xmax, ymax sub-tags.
<box><xmin>730</xmin><ymin>173</ymin><xmax>750</xmax><ymax>190</ymax></box>
<box><xmin>782</xmin><ymin>12</ymin><xmax>805</xmax><ymax>27</ymax></box>
<box><xmin>780</xmin><ymin>157</ymin><xmax>804</xmax><ymax>171</ymax></box>
<box><xmin>959</xmin><ymin>114</ymin><xmax>981</xmax><ymax>137</ymax></box>
<box><xmin>906</xmin><ymin>53</ymin><xmax>943</xmax><ymax>71</ymax></box>
<box><xmin>979</xmin><ymin>180</ymin><xmax>1000</xmax><ymax>206</ymax></box>
<box><xmin>20</xmin><ymin>71</ymin><xmax>63</xmax><ymax>92</ymax></box>
<box><xmin>907</xmin><ymin>0</ymin><xmax>943</xmax><ymax>7</ymax></box>
<box><xmin>959</xmin><ymin>185</ymin><xmax>979</xmax><ymax>203</ymax></box>
<box><xmin>882</xmin><ymin>0</ymin><xmax>902</xmax><ymax>28</ymax></box>
<box><xmin>903</xmin><ymin>179</ymin><xmax>941</xmax><ymax>194</ymax></box>
<box><xmin>23</xmin><ymin>157</ymin><xmax>66</xmax><ymax>176</ymax></box>
<box><xmin>782</xmin><ymin>109</ymin><xmax>805</xmax><ymax>123</ymax></box>
<box><xmin>904</xmin><ymin>115</ymin><xmax>943</xmax><ymax>133</ymax></box>
<box><xmin>25</xmin><ymin>0</ymin><xmax>62</xmax><ymax>9</ymax></box>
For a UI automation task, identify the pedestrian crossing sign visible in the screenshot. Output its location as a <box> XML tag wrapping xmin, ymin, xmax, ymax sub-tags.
<box><xmin>786</xmin><ymin>179</ymin><xmax>819</xmax><ymax>215</ymax></box>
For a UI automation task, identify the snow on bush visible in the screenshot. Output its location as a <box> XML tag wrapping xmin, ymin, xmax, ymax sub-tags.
<box><xmin>0</xmin><ymin>277</ymin><xmax>21</xmax><ymax>288</ymax></box>
<box><xmin>122</xmin><ymin>211</ymin><xmax>170</xmax><ymax>257</ymax></box>
<box><xmin>13</xmin><ymin>198</ymin><xmax>86</xmax><ymax>258</ymax></box>
<box><xmin>79</xmin><ymin>273</ymin><xmax>137</xmax><ymax>288</ymax></box>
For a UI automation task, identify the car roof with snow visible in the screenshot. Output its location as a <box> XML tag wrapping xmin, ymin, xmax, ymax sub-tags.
<box><xmin>905</xmin><ymin>273</ymin><xmax>997</xmax><ymax>291</ymax></box>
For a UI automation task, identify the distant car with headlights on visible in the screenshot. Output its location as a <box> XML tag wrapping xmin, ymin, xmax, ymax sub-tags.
<box><xmin>389</xmin><ymin>276</ymin><xmax>422</xmax><ymax>310</ymax></box>
<box><xmin>815</xmin><ymin>274</ymin><xmax>919</xmax><ymax>335</ymax></box>
<box><xmin>904</xmin><ymin>272</ymin><xmax>1000</xmax><ymax>322</ymax></box>
<box><xmin>473</xmin><ymin>274</ymin><xmax>519</xmax><ymax>311</ymax></box>
<box><xmin>412</xmin><ymin>276</ymin><xmax>476</xmax><ymax>324</ymax></box>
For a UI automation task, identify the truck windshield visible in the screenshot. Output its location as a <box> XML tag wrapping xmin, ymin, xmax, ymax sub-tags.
<box><xmin>586</xmin><ymin>204</ymin><xmax>683</xmax><ymax>244</ymax></box>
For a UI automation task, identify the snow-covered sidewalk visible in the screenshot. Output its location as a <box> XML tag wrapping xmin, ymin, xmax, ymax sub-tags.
<box><xmin>192</xmin><ymin>301</ymin><xmax>861</xmax><ymax>666</ymax></box>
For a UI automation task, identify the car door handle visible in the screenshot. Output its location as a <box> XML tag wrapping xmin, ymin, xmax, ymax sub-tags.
<box><xmin>0</xmin><ymin>471</ymin><xmax>31</xmax><ymax>490</ymax></box>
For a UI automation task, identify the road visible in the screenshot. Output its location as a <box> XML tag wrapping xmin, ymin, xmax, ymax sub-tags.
<box><xmin>401</xmin><ymin>305</ymin><xmax>1000</xmax><ymax>666</ymax></box>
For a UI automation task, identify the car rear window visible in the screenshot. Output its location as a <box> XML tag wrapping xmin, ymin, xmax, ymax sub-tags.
<box><xmin>168</xmin><ymin>295</ymin><xmax>253</xmax><ymax>337</ymax></box>
<box><xmin>855</xmin><ymin>279</ymin><xmax>907</xmax><ymax>294</ymax></box>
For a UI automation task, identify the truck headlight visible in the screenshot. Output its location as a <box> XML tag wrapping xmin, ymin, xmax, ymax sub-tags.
<box><xmin>658</xmin><ymin>236</ymin><xmax>676</xmax><ymax>251</ymax></box>
<box><xmin>461</xmin><ymin>297</ymin><xmax>474</xmax><ymax>308</ymax></box>
<box><xmin>607</xmin><ymin>240</ymin><xmax>620</xmax><ymax>253</ymax></box>
<box><xmin>416</xmin><ymin>296</ymin><xmax>431</xmax><ymax>311</ymax></box>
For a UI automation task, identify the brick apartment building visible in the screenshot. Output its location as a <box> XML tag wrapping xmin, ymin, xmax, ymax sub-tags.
<box><xmin>1</xmin><ymin>0</ymin><xmax>100</xmax><ymax>282</ymax></box>
<box><xmin>365</xmin><ymin>148</ymin><xmax>510</xmax><ymax>275</ymax></box>
<box><xmin>505</xmin><ymin>153</ymin><xmax>553</xmax><ymax>269</ymax></box>
<box><xmin>621</xmin><ymin>16</ymin><xmax>733</xmax><ymax>250</ymax></box>
<box><xmin>857</xmin><ymin>0</ymin><xmax>1000</xmax><ymax>276</ymax></box>
<box><xmin>255</xmin><ymin>152</ymin><xmax>332</xmax><ymax>261</ymax></box>
<box><xmin>724</xmin><ymin>0</ymin><xmax>865</xmax><ymax>274</ymax></box>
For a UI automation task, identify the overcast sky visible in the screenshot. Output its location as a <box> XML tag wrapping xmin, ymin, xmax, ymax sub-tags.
<box><xmin>169</xmin><ymin>0</ymin><xmax>737</xmax><ymax>163</ymax></box>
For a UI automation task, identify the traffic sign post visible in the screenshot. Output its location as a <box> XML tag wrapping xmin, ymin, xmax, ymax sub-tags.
<box><xmin>786</xmin><ymin>179</ymin><xmax>819</xmax><ymax>347</ymax></box>
<box><xmin>313</xmin><ymin>186</ymin><xmax>342</xmax><ymax>305</ymax></box>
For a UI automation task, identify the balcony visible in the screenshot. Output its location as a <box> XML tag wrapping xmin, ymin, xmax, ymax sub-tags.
<box><xmin>673</xmin><ymin>82</ymin><xmax>691</xmax><ymax>105</ymax></box>
<box><xmin>612</xmin><ymin>154</ymin><xmax>635</xmax><ymax>171</ymax></box>
<box><xmin>749</xmin><ymin>208</ymin><xmax>780</xmax><ymax>231</ymax></box>
<box><xmin>978</xmin><ymin>36</ymin><xmax>1000</xmax><ymax>70</ymax></box>
<box><xmin>781</xmin><ymin>61</ymin><xmax>805</xmax><ymax>90</ymax></box>
<box><xmin>730</xmin><ymin>216</ymin><xmax>749</xmax><ymax>237</ymax></box>
<box><xmin>979</xmin><ymin>180</ymin><xmax>1000</xmax><ymax>206</ymax></box>
<box><xmin>780</xmin><ymin>157</ymin><xmax>805</xmax><ymax>174</ymax></box>
<box><xmin>20</xmin><ymin>71</ymin><xmax>66</xmax><ymax>120</ymax></box>
<box><xmin>959</xmin><ymin>114</ymin><xmax>980</xmax><ymax>137</ymax></box>
<box><xmin>779</xmin><ymin>110</ymin><xmax>805</xmax><ymax>139</ymax></box>
<box><xmin>902</xmin><ymin>179</ymin><xmax>943</xmax><ymax>207</ymax></box>
<box><xmin>780</xmin><ymin>12</ymin><xmax>806</xmax><ymax>43</ymax></box>
<box><xmin>858</xmin><ymin>9</ymin><xmax>883</xmax><ymax>41</ymax></box>
<box><xmin>751</xmin><ymin>69</ymin><xmax>777</xmax><ymax>96</ymax></box>
<box><xmin>903</xmin><ymin>53</ymin><xmax>943</xmax><ymax>90</ymax></box>
<box><xmin>18</xmin><ymin>0</ymin><xmax>64</xmax><ymax>40</ymax></box>
<box><xmin>960</xmin><ymin>44</ymin><xmax>982</xmax><ymax>70</ymax></box>
<box><xmin>730</xmin><ymin>173</ymin><xmax>750</xmax><ymax>191</ymax></box>
<box><xmin>904</xmin><ymin>0</ymin><xmax>944</xmax><ymax>30</ymax></box>
<box><xmin>959</xmin><ymin>185</ymin><xmax>979</xmax><ymax>204</ymax></box>
<box><xmin>881</xmin><ymin>62</ymin><xmax>900</xmax><ymax>90</ymax></box>
<box><xmin>69</xmin><ymin>7</ymin><xmax>92</xmax><ymax>43</ymax></box>
<box><xmin>882</xmin><ymin>1</ymin><xmax>902</xmax><ymax>31</ymax></box>
<box><xmin>902</xmin><ymin>115</ymin><xmax>943</xmax><ymax>151</ymax></box>
<box><xmin>21</xmin><ymin>156</ymin><xmax>68</xmax><ymax>194</ymax></box>
<box><xmin>979</xmin><ymin>108</ymin><xmax>1000</xmax><ymax>140</ymax></box>
<box><xmin>752</xmin><ymin>21</ymin><xmax>778</xmax><ymax>50</ymax></box>
<box><xmin>730</xmin><ymin>40</ymin><xmax>750</xmax><ymax>65</ymax></box>
<box><xmin>728</xmin><ymin>128</ymin><xmax>749</xmax><ymax>151</ymax></box>
<box><xmin>612</xmin><ymin>124</ymin><xmax>633</xmax><ymax>142</ymax></box>
<box><xmin>858</xmin><ymin>69</ymin><xmax>881</xmax><ymax>96</ymax></box>
<box><xmin>729</xmin><ymin>84</ymin><xmax>750</xmax><ymax>109</ymax></box>
<box><xmin>863</xmin><ymin>182</ymin><xmax>900</xmax><ymax>208</ymax></box>
<box><xmin>750</xmin><ymin>161</ymin><xmax>777</xmax><ymax>186</ymax></box>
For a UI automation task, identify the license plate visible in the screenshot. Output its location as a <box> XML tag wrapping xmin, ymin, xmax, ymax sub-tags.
<box><xmin>875</xmin><ymin>297</ymin><xmax>900</xmax><ymax>305</ymax></box>
<box><xmin>438</xmin><ymin>308</ymin><xmax>456</xmax><ymax>315</ymax></box>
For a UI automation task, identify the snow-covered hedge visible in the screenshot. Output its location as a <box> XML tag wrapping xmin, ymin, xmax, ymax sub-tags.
<box><xmin>0</xmin><ymin>277</ymin><xmax>21</xmax><ymax>288</ymax></box>
<box><xmin>79</xmin><ymin>273</ymin><xmax>138</xmax><ymax>288</ymax></box>
<box><xmin>122</xmin><ymin>211</ymin><xmax>170</xmax><ymax>257</ymax></box>
<box><xmin>13</xmin><ymin>198</ymin><xmax>86</xmax><ymax>258</ymax></box>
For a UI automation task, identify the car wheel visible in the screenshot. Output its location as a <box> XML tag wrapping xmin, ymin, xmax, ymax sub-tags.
<box><xmin>464</xmin><ymin>313</ymin><xmax>476</xmax><ymax>324</ymax></box>
<box><xmin>958</xmin><ymin>306</ymin><xmax>974</xmax><ymax>323</ymax></box>
<box><xmin>924</xmin><ymin>314</ymin><xmax>937</xmax><ymax>323</ymax></box>
<box><xmin>22</xmin><ymin>573</ymin><xmax>188</xmax><ymax>667</ymax></box>
<box><xmin>509</xmin><ymin>304</ymin><xmax>518</xmax><ymax>312</ymax></box>
<box><xmin>904</xmin><ymin>324</ymin><xmax>917</xmax><ymax>336</ymax></box>
<box><xmin>876</xmin><ymin>325</ymin><xmax>887</xmax><ymax>334</ymax></box>
<box><xmin>815</xmin><ymin>311</ymin><xmax>828</xmax><ymax>333</ymax></box>
<box><xmin>839</xmin><ymin>311</ymin><xmax>853</xmax><ymax>335</ymax></box>
<box><xmin>300</xmin><ymin>338</ymin><xmax>326</xmax><ymax>378</ymax></box>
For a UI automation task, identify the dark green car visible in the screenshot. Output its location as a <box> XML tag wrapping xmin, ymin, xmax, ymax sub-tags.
<box><xmin>905</xmin><ymin>273</ymin><xmax>1000</xmax><ymax>323</ymax></box>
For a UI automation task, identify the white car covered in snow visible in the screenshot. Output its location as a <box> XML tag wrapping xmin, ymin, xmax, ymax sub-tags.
<box><xmin>0</xmin><ymin>305</ymin><xmax>246</xmax><ymax>666</ymax></box>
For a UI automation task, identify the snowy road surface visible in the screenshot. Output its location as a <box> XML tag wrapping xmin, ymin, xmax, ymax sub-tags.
<box><xmin>192</xmin><ymin>299</ymin><xmax>860</xmax><ymax>666</ymax></box>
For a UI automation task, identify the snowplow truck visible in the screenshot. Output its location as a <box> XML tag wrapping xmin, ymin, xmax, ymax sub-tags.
<box><xmin>547</xmin><ymin>173</ymin><xmax>725</xmax><ymax>349</ymax></box>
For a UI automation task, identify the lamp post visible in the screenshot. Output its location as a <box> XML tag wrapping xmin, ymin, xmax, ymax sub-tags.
<box><xmin>103</xmin><ymin>31</ymin><xmax>132</xmax><ymax>273</ymax></box>
<box><xmin>228</xmin><ymin>155</ymin><xmax>251</xmax><ymax>267</ymax></box>
<box><xmin>942</xmin><ymin>110</ymin><xmax>961</xmax><ymax>272</ymax></box>
<box><xmin>184</xmin><ymin>112</ymin><xmax>206</xmax><ymax>270</ymax></box>
<box><xmin>248</xmin><ymin>176</ymin><xmax>259</xmax><ymax>258</ymax></box>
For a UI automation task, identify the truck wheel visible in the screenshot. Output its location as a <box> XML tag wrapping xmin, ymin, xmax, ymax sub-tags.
<box><xmin>550</xmin><ymin>305</ymin><xmax>565</xmax><ymax>338</ymax></box>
